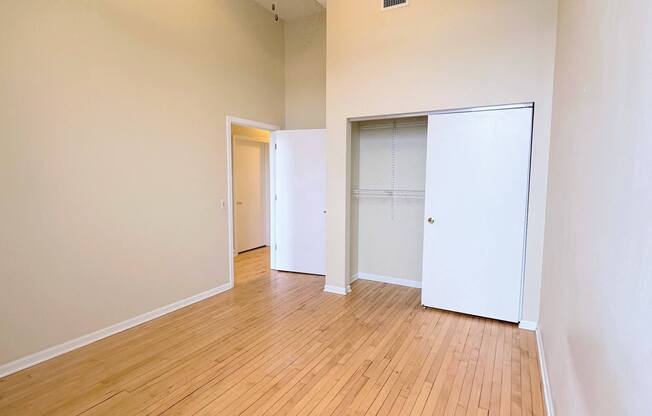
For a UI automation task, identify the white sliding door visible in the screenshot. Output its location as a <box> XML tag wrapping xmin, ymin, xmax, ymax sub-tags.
<box><xmin>421</xmin><ymin>106</ymin><xmax>532</xmax><ymax>323</ymax></box>
<box><xmin>271</xmin><ymin>129</ymin><xmax>326</xmax><ymax>275</ymax></box>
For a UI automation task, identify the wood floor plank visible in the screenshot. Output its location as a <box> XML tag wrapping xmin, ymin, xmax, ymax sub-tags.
<box><xmin>0</xmin><ymin>247</ymin><xmax>546</xmax><ymax>416</ymax></box>
<box><xmin>519</xmin><ymin>327</ymin><xmax>534</xmax><ymax>416</ymax></box>
<box><xmin>449</xmin><ymin>317</ymin><xmax>484</xmax><ymax>416</ymax></box>
<box><xmin>488</xmin><ymin>323</ymin><xmax>506</xmax><ymax>416</ymax></box>
<box><xmin>527</xmin><ymin>331</ymin><xmax>545</xmax><ymax>416</ymax></box>
<box><xmin>478</xmin><ymin>321</ymin><xmax>500</xmax><ymax>412</ymax></box>
<box><xmin>422</xmin><ymin>315</ymin><xmax>473</xmax><ymax>415</ymax></box>
<box><xmin>510</xmin><ymin>326</ymin><xmax>523</xmax><ymax>416</ymax></box>
<box><xmin>408</xmin><ymin>313</ymin><xmax>462</xmax><ymax>416</ymax></box>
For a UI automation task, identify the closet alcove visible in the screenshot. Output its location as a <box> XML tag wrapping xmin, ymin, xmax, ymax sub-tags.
<box><xmin>350</xmin><ymin>116</ymin><xmax>428</xmax><ymax>287</ymax></box>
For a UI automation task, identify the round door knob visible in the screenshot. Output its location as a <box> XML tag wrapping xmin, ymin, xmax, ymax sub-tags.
<box><xmin>427</xmin><ymin>217</ymin><xmax>435</xmax><ymax>224</ymax></box>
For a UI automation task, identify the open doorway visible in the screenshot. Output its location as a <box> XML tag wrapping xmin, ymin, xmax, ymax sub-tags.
<box><xmin>232</xmin><ymin>125</ymin><xmax>270</xmax><ymax>255</ymax></box>
<box><xmin>226</xmin><ymin>116</ymin><xmax>328</xmax><ymax>289</ymax></box>
<box><xmin>226</xmin><ymin>117</ymin><xmax>279</xmax><ymax>287</ymax></box>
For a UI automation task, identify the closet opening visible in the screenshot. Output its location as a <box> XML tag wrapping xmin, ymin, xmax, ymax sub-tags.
<box><xmin>349</xmin><ymin>104</ymin><xmax>534</xmax><ymax>324</ymax></box>
<box><xmin>350</xmin><ymin>116</ymin><xmax>428</xmax><ymax>289</ymax></box>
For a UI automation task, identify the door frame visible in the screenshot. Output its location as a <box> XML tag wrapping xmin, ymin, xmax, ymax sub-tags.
<box><xmin>226</xmin><ymin>116</ymin><xmax>280</xmax><ymax>288</ymax></box>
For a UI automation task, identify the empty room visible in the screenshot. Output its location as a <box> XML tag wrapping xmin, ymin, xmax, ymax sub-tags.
<box><xmin>0</xmin><ymin>1</ymin><xmax>650</xmax><ymax>415</ymax></box>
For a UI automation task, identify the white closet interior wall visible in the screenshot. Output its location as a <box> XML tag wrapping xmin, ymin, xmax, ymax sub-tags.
<box><xmin>350</xmin><ymin>117</ymin><xmax>427</xmax><ymax>286</ymax></box>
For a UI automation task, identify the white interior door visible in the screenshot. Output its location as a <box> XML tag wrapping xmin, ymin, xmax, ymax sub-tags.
<box><xmin>233</xmin><ymin>138</ymin><xmax>268</xmax><ymax>253</ymax></box>
<box><xmin>272</xmin><ymin>129</ymin><xmax>326</xmax><ymax>275</ymax></box>
<box><xmin>421</xmin><ymin>107</ymin><xmax>532</xmax><ymax>323</ymax></box>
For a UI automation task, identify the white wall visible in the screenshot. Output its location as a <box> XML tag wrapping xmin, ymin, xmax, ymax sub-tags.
<box><xmin>0</xmin><ymin>0</ymin><xmax>284</xmax><ymax>366</ymax></box>
<box><xmin>325</xmin><ymin>0</ymin><xmax>558</xmax><ymax>324</ymax></box>
<box><xmin>539</xmin><ymin>1</ymin><xmax>652</xmax><ymax>414</ymax></box>
<box><xmin>284</xmin><ymin>12</ymin><xmax>326</xmax><ymax>129</ymax></box>
<box><xmin>351</xmin><ymin>118</ymin><xmax>427</xmax><ymax>283</ymax></box>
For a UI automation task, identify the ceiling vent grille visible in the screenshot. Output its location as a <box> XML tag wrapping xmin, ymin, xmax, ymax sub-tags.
<box><xmin>382</xmin><ymin>0</ymin><xmax>408</xmax><ymax>10</ymax></box>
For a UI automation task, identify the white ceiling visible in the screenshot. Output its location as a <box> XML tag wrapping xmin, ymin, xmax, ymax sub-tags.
<box><xmin>252</xmin><ymin>0</ymin><xmax>325</xmax><ymax>21</ymax></box>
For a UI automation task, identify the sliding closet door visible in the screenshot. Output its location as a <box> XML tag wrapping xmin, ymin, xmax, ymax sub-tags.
<box><xmin>421</xmin><ymin>107</ymin><xmax>532</xmax><ymax>322</ymax></box>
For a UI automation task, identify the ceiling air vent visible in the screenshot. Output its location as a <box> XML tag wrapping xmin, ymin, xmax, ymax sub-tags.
<box><xmin>382</xmin><ymin>0</ymin><xmax>409</xmax><ymax>10</ymax></box>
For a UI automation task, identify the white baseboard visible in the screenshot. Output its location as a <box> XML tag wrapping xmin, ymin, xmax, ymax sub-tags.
<box><xmin>323</xmin><ymin>285</ymin><xmax>350</xmax><ymax>295</ymax></box>
<box><xmin>0</xmin><ymin>282</ymin><xmax>233</xmax><ymax>379</ymax></box>
<box><xmin>352</xmin><ymin>272</ymin><xmax>422</xmax><ymax>288</ymax></box>
<box><xmin>535</xmin><ymin>327</ymin><xmax>555</xmax><ymax>416</ymax></box>
<box><xmin>518</xmin><ymin>320</ymin><xmax>538</xmax><ymax>331</ymax></box>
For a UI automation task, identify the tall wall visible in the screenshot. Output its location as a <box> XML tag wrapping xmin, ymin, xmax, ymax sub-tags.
<box><xmin>325</xmin><ymin>0</ymin><xmax>558</xmax><ymax>324</ymax></box>
<box><xmin>539</xmin><ymin>1</ymin><xmax>652</xmax><ymax>414</ymax></box>
<box><xmin>284</xmin><ymin>12</ymin><xmax>326</xmax><ymax>129</ymax></box>
<box><xmin>0</xmin><ymin>0</ymin><xmax>285</xmax><ymax>365</ymax></box>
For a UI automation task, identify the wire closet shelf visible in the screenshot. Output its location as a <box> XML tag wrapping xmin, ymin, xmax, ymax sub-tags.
<box><xmin>352</xmin><ymin>188</ymin><xmax>425</xmax><ymax>199</ymax></box>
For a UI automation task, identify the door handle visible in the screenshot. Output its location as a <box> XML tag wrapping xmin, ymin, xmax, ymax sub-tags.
<box><xmin>236</xmin><ymin>202</ymin><xmax>243</xmax><ymax>205</ymax></box>
<box><xmin>427</xmin><ymin>217</ymin><xmax>435</xmax><ymax>224</ymax></box>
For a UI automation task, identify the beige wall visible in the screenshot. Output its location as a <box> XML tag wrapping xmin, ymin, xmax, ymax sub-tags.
<box><xmin>0</xmin><ymin>0</ymin><xmax>284</xmax><ymax>365</ymax></box>
<box><xmin>284</xmin><ymin>12</ymin><xmax>326</xmax><ymax>129</ymax></box>
<box><xmin>539</xmin><ymin>1</ymin><xmax>652</xmax><ymax>414</ymax></box>
<box><xmin>325</xmin><ymin>0</ymin><xmax>558</xmax><ymax>323</ymax></box>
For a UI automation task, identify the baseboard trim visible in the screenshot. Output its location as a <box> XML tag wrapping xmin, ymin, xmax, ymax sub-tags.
<box><xmin>0</xmin><ymin>282</ymin><xmax>233</xmax><ymax>379</ymax></box>
<box><xmin>518</xmin><ymin>320</ymin><xmax>538</xmax><ymax>331</ymax></box>
<box><xmin>535</xmin><ymin>327</ymin><xmax>555</xmax><ymax>416</ymax></box>
<box><xmin>323</xmin><ymin>285</ymin><xmax>350</xmax><ymax>295</ymax></box>
<box><xmin>352</xmin><ymin>272</ymin><xmax>422</xmax><ymax>288</ymax></box>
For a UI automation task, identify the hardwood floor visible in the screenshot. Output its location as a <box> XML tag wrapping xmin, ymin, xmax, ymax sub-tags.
<box><xmin>0</xmin><ymin>247</ymin><xmax>545</xmax><ymax>415</ymax></box>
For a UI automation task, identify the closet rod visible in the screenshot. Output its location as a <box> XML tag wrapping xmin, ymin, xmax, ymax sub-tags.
<box><xmin>353</xmin><ymin>189</ymin><xmax>425</xmax><ymax>199</ymax></box>
<box><xmin>359</xmin><ymin>121</ymin><xmax>427</xmax><ymax>131</ymax></box>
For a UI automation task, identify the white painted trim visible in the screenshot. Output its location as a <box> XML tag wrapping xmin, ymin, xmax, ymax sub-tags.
<box><xmin>323</xmin><ymin>285</ymin><xmax>350</xmax><ymax>295</ymax></box>
<box><xmin>348</xmin><ymin>102</ymin><xmax>534</xmax><ymax>122</ymax></box>
<box><xmin>228</xmin><ymin>116</ymin><xmax>280</xmax><ymax>132</ymax></box>
<box><xmin>518</xmin><ymin>320</ymin><xmax>538</xmax><ymax>331</ymax></box>
<box><xmin>353</xmin><ymin>272</ymin><xmax>422</xmax><ymax>288</ymax></box>
<box><xmin>269</xmin><ymin>132</ymin><xmax>277</xmax><ymax>270</ymax></box>
<box><xmin>264</xmin><ymin>143</ymin><xmax>271</xmax><ymax>247</ymax></box>
<box><xmin>0</xmin><ymin>283</ymin><xmax>232</xmax><ymax>379</ymax></box>
<box><xmin>536</xmin><ymin>328</ymin><xmax>555</xmax><ymax>416</ymax></box>
<box><xmin>226</xmin><ymin>116</ymin><xmax>280</xmax><ymax>286</ymax></box>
